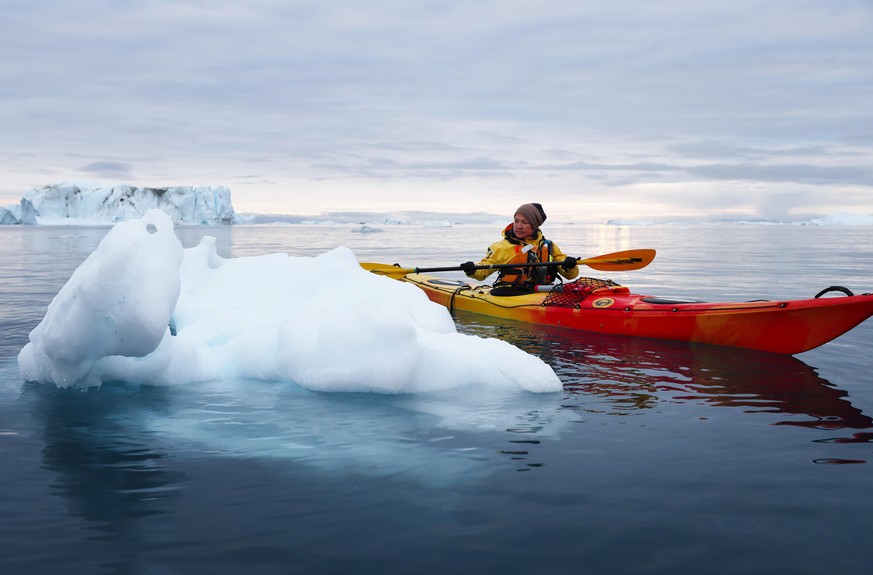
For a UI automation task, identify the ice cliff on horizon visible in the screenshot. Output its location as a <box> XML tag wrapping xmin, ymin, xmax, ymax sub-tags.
<box><xmin>0</xmin><ymin>183</ymin><xmax>235</xmax><ymax>225</ymax></box>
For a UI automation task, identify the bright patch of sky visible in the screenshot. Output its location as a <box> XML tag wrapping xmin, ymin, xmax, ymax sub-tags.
<box><xmin>1</xmin><ymin>0</ymin><xmax>871</xmax><ymax>222</ymax></box>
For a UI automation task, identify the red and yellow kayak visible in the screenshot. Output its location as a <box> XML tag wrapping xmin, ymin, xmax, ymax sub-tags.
<box><xmin>382</xmin><ymin>270</ymin><xmax>873</xmax><ymax>355</ymax></box>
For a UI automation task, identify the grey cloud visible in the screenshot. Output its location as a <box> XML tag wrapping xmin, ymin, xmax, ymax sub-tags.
<box><xmin>688</xmin><ymin>164</ymin><xmax>873</xmax><ymax>186</ymax></box>
<box><xmin>666</xmin><ymin>141</ymin><xmax>837</xmax><ymax>160</ymax></box>
<box><xmin>533</xmin><ymin>161</ymin><xmax>678</xmax><ymax>173</ymax></box>
<box><xmin>311</xmin><ymin>155</ymin><xmax>516</xmax><ymax>178</ymax></box>
<box><xmin>79</xmin><ymin>161</ymin><xmax>133</xmax><ymax>178</ymax></box>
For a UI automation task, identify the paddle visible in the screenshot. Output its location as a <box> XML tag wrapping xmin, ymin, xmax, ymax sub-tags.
<box><xmin>361</xmin><ymin>249</ymin><xmax>656</xmax><ymax>279</ymax></box>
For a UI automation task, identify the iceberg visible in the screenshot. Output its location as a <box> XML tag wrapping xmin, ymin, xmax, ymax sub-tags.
<box><xmin>0</xmin><ymin>182</ymin><xmax>235</xmax><ymax>225</ymax></box>
<box><xmin>0</xmin><ymin>197</ymin><xmax>38</xmax><ymax>225</ymax></box>
<box><xmin>0</xmin><ymin>207</ymin><xmax>17</xmax><ymax>225</ymax></box>
<box><xmin>807</xmin><ymin>212</ymin><xmax>873</xmax><ymax>226</ymax></box>
<box><xmin>17</xmin><ymin>210</ymin><xmax>561</xmax><ymax>394</ymax></box>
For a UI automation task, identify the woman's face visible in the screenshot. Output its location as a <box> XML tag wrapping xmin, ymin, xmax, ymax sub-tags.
<box><xmin>513</xmin><ymin>214</ymin><xmax>535</xmax><ymax>239</ymax></box>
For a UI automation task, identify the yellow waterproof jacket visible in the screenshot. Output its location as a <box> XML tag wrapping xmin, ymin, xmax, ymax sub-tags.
<box><xmin>467</xmin><ymin>226</ymin><xmax>579</xmax><ymax>285</ymax></box>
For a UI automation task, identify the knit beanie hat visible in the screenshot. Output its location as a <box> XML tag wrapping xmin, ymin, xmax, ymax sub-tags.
<box><xmin>514</xmin><ymin>203</ymin><xmax>547</xmax><ymax>231</ymax></box>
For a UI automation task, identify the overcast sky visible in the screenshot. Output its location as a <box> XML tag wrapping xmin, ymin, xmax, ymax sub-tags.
<box><xmin>2</xmin><ymin>0</ymin><xmax>871</xmax><ymax>222</ymax></box>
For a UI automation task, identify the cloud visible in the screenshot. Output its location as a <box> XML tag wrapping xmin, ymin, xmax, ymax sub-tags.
<box><xmin>0</xmin><ymin>0</ymin><xmax>872</xmax><ymax>220</ymax></box>
<box><xmin>665</xmin><ymin>141</ymin><xmax>841</xmax><ymax>161</ymax></box>
<box><xmin>78</xmin><ymin>161</ymin><xmax>133</xmax><ymax>179</ymax></box>
<box><xmin>687</xmin><ymin>163</ymin><xmax>873</xmax><ymax>186</ymax></box>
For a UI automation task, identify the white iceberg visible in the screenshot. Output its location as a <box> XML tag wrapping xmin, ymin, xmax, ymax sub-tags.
<box><xmin>18</xmin><ymin>210</ymin><xmax>561</xmax><ymax>394</ymax></box>
<box><xmin>807</xmin><ymin>212</ymin><xmax>873</xmax><ymax>226</ymax></box>
<box><xmin>1</xmin><ymin>182</ymin><xmax>235</xmax><ymax>225</ymax></box>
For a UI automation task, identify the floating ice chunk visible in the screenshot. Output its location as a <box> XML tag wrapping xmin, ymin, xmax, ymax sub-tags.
<box><xmin>18</xmin><ymin>212</ymin><xmax>561</xmax><ymax>393</ymax></box>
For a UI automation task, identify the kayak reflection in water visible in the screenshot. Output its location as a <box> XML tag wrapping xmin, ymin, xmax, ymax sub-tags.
<box><xmin>460</xmin><ymin>203</ymin><xmax>580</xmax><ymax>293</ymax></box>
<box><xmin>458</xmin><ymin>312</ymin><xmax>873</xmax><ymax>442</ymax></box>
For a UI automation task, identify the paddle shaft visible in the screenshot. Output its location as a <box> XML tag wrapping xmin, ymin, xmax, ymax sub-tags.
<box><xmin>417</xmin><ymin>261</ymin><xmax>585</xmax><ymax>274</ymax></box>
<box><xmin>413</xmin><ymin>256</ymin><xmax>643</xmax><ymax>274</ymax></box>
<box><xmin>361</xmin><ymin>249</ymin><xmax>656</xmax><ymax>277</ymax></box>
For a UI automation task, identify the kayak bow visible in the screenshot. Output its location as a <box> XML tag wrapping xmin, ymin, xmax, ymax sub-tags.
<box><xmin>363</xmin><ymin>265</ymin><xmax>873</xmax><ymax>355</ymax></box>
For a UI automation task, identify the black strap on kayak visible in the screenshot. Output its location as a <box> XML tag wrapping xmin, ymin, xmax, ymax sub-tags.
<box><xmin>491</xmin><ymin>284</ymin><xmax>535</xmax><ymax>297</ymax></box>
<box><xmin>448</xmin><ymin>286</ymin><xmax>468</xmax><ymax>313</ymax></box>
<box><xmin>814</xmin><ymin>285</ymin><xmax>855</xmax><ymax>298</ymax></box>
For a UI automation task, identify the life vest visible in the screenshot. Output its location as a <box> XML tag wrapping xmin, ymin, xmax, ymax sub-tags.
<box><xmin>496</xmin><ymin>228</ymin><xmax>556</xmax><ymax>287</ymax></box>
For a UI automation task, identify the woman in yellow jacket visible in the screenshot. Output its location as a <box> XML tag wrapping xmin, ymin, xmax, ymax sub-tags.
<box><xmin>460</xmin><ymin>203</ymin><xmax>579</xmax><ymax>292</ymax></box>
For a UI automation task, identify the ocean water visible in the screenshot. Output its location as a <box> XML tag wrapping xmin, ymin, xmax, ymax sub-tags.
<box><xmin>1</xmin><ymin>222</ymin><xmax>872</xmax><ymax>574</ymax></box>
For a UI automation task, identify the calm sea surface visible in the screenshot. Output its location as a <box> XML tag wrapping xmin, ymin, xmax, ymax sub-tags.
<box><xmin>2</xmin><ymin>223</ymin><xmax>872</xmax><ymax>574</ymax></box>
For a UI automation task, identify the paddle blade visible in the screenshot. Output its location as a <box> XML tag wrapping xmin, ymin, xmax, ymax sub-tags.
<box><xmin>360</xmin><ymin>262</ymin><xmax>415</xmax><ymax>279</ymax></box>
<box><xmin>578</xmin><ymin>249</ymin><xmax>656</xmax><ymax>271</ymax></box>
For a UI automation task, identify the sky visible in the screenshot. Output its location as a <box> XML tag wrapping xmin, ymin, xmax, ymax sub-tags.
<box><xmin>1</xmin><ymin>0</ymin><xmax>872</xmax><ymax>223</ymax></box>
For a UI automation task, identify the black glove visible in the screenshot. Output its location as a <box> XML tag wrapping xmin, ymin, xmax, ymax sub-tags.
<box><xmin>561</xmin><ymin>256</ymin><xmax>577</xmax><ymax>270</ymax></box>
<box><xmin>460</xmin><ymin>261</ymin><xmax>476</xmax><ymax>276</ymax></box>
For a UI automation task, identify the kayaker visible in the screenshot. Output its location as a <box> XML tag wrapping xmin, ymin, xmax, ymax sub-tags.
<box><xmin>460</xmin><ymin>203</ymin><xmax>579</xmax><ymax>292</ymax></box>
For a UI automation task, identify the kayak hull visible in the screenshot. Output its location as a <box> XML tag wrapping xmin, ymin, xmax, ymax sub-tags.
<box><xmin>400</xmin><ymin>274</ymin><xmax>873</xmax><ymax>355</ymax></box>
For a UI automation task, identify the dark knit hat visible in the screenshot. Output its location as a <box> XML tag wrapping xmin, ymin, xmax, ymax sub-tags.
<box><xmin>514</xmin><ymin>203</ymin><xmax>547</xmax><ymax>231</ymax></box>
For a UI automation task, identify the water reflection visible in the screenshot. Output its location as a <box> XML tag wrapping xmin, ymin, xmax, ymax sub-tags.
<box><xmin>23</xmin><ymin>382</ymin><xmax>187</xmax><ymax>537</ymax></box>
<box><xmin>453</xmin><ymin>311</ymin><xmax>873</xmax><ymax>437</ymax></box>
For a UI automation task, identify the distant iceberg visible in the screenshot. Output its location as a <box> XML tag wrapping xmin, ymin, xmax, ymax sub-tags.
<box><xmin>806</xmin><ymin>212</ymin><xmax>873</xmax><ymax>226</ymax></box>
<box><xmin>0</xmin><ymin>182</ymin><xmax>236</xmax><ymax>225</ymax></box>
<box><xmin>602</xmin><ymin>213</ymin><xmax>873</xmax><ymax>226</ymax></box>
<box><xmin>606</xmin><ymin>219</ymin><xmax>656</xmax><ymax>226</ymax></box>
<box><xmin>351</xmin><ymin>225</ymin><xmax>383</xmax><ymax>233</ymax></box>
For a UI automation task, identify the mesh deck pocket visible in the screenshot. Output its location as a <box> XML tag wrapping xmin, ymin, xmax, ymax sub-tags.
<box><xmin>542</xmin><ymin>277</ymin><xmax>620</xmax><ymax>307</ymax></box>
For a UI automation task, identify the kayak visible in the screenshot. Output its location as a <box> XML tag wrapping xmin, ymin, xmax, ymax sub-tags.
<box><xmin>375</xmin><ymin>269</ymin><xmax>873</xmax><ymax>355</ymax></box>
